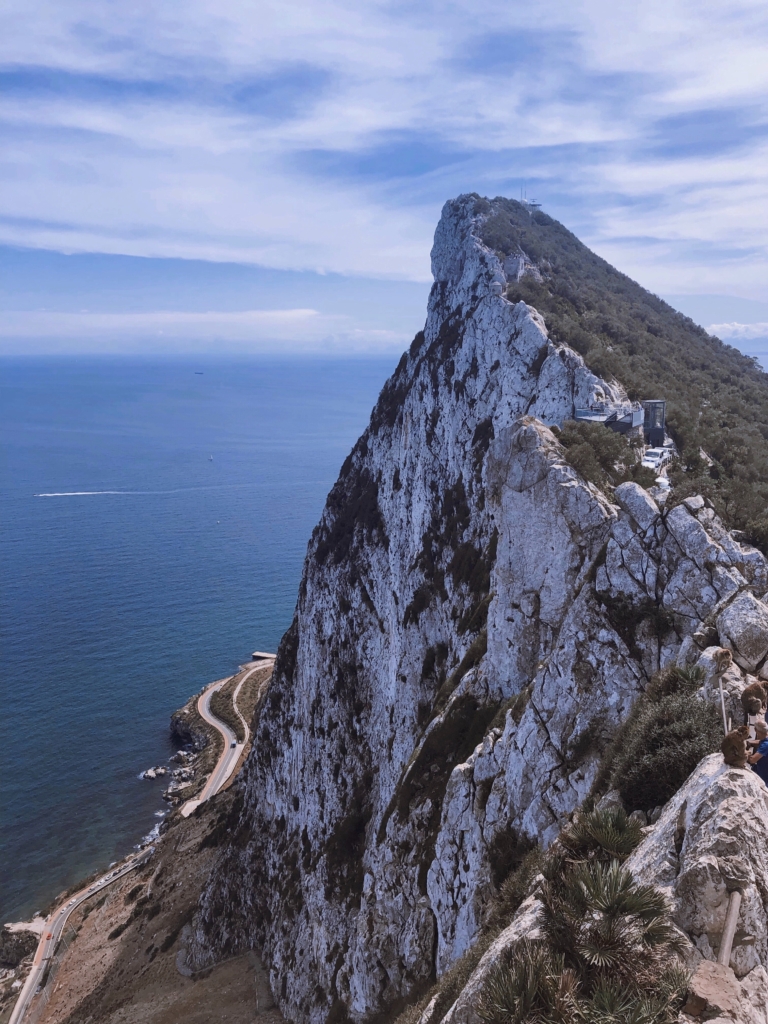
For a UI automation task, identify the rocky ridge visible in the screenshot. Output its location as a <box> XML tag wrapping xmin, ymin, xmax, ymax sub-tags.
<box><xmin>430</xmin><ymin>754</ymin><xmax>768</xmax><ymax>1024</ymax></box>
<box><xmin>188</xmin><ymin>195</ymin><xmax>768</xmax><ymax>1024</ymax></box>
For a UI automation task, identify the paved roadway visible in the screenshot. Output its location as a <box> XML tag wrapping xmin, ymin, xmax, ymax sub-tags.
<box><xmin>8</xmin><ymin>848</ymin><xmax>153</xmax><ymax>1024</ymax></box>
<box><xmin>181</xmin><ymin>659</ymin><xmax>273</xmax><ymax>817</ymax></box>
<box><xmin>10</xmin><ymin>658</ymin><xmax>274</xmax><ymax>1022</ymax></box>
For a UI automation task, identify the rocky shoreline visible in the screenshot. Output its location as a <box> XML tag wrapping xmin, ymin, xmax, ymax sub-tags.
<box><xmin>0</xmin><ymin>659</ymin><xmax>277</xmax><ymax>1023</ymax></box>
<box><xmin>0</xmin><ymin>679</ymin><xmax>217</xmax><ymax>1021</ymax></box>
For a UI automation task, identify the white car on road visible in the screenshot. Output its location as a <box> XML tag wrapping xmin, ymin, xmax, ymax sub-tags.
<box><xmin>641</xmin><ymin>447</ymin><xmax>673</xmax><ymax>471</ymax></box>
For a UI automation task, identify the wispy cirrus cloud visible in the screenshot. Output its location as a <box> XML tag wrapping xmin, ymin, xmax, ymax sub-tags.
<box><xmin>0</xmin><ymin>0</ymin><xmax>767</xmax><ymax>354</ymax></box>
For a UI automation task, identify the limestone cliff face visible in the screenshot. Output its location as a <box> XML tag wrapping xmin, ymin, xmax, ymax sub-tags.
<box><xmin>188</xmin><ymin>195</ymin><xmax>768</xmax><ymax>1024</ymax></box>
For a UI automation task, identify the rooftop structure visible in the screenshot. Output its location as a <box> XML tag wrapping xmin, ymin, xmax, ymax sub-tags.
<box><xmin>574</xmin><ymin>403</ymin><xmax>644</xmax><ymax>435</ymax></box>
<box><xmin>574</xmin><ymin>398</ymin><xmax>667</xmax><ymax>446</ymax></box>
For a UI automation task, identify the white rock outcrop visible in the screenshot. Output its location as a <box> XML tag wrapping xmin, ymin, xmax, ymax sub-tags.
<box><xmin>189</xmin><ymin>195</ymin><xmax>768</xmax><ymax>1024</ymax></box>
<box><xmin>421</xmin><ymin>754</ymin><xmax>768</xmax><ymax>1024</ymax></box>
<box><xmin>718</xmin><ymin>592</ymin><xmax>768</xmax><ymax>675</ymax></box>
<box><xmin>626</xmin><ymin>754</ymin><xmax>768</xmax><ymax>978</ymax></box>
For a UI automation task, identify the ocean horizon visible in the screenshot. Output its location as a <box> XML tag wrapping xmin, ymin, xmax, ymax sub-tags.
<box><xmin>0</xmin><ymin>354</ymin><xmax>397</xmax><ymax>924</ymax></box>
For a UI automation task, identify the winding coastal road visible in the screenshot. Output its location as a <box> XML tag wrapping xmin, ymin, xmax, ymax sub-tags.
<box><xmin>181</xmin><ymin>658</ymin><xmax>273</xmax><ymax>817</ymax></box>
<box><xmin>8</xmin><ymin>848</ymin><xmax>153</xmax><ymax>1024</ymax></box>
<box><xmin>9</xmin><ymin>657</ymin><xmax>274</xmax><ymax>1024</ymax></box>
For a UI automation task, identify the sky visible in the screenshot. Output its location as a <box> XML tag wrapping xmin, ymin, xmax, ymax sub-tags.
<box><xmin>1</xmin><ymin>0</ymin><xmax>767</xmax><ymax>360</ymax></box>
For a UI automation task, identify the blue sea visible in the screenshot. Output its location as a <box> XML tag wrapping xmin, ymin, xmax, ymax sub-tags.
<box><xmin>0</xmin><ymin>355</ymin><xmax>396</xmax><ymax>924</ymax></box>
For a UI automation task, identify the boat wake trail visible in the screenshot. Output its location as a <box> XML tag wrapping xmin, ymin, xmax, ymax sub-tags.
<box><xmin>34</xmin><ymin>485</ymin><xmax>246</xmax><ymax>497</ymax></box>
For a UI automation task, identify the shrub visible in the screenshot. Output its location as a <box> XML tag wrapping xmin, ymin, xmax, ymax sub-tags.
<box><xmin>433</xmin><ymin>630</ymin><xmax>488</xmax><ymax>712</ymax></box>
<box><xmin>419</xmin><ymin>934</ymin><xmax>496</xmax><ymax>1024</ymax></box>
<box><xmin>560</xmin><ymin>807</ymin><xmax>644</xmax><ymax>862</ymax></box>
<box><xmin>598</xmin><ymin>594</ymin><xmax>674</xmax><ymax>660</ymax></box>
<box><xmin>558</xmin><ymin>421</ymin><xmax>661</xmax><ymax>495</ymax></box>
<box><xmin>209</xmin><ymin>687</ymin><xmax>245</xmax><ymax>742</ymax></box>
<box><xmin>324</xmin><ymin>777</ymin><xmax>373</xmax><ymax>901</ymax></box>
<box><xmin>488</xmin><ymin>828</ymin><xmax>536</xmax><ymax>888</ymax></box>
<box><xmin>559</xmin><ymin>421</ymin><xmax>631</xmax><ymax>488</ymax></box>
<box><xmin>485</xmin><ymin>847</ymin><xmax>544</xmax><ymax>933</ymax></box>
<box><xmin>315</xmin><ymin>467</ymin><xmax>387</xmax><ymax>566</ymax></box>
<box><xmin>124</xmin><ymin>883</ymin><xmax>144</xmax><ymax>904</ymax></box>
<box><xmin>479</xmin><ymin>861</ymin><xmax>688</xmax><ymax>1024</ymax></box>
<box><xmin>743</xmin><ymin>514</ymin><xmax>768</xmax><ymax>554</ymax></box>
<box><xmin>646</xmin><ymin>665</ymin><xmax>704</xmax><ymax>701</ymax></box>
<box><xmin>608</xmin><ymin>692</ymin><xmax>721</xmax><ymax>811</ymax></box>
<box><xmin>158</xmin><ymin>909</ymin><xmax>193</xmax><ymax>953</ymax></box>
<box><xmin>488</xmin><ymin>687</ymin><xmax>532</xmax><ymax>733</ymax></box>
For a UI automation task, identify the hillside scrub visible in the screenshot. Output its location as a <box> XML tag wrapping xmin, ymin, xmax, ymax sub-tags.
<box><xmin>557</xmin><ymin>420</ymin><xmax>657</xmax><ymax>491</ymax></box>
<box><xmin>476</xmin><ymin>814</ymin><xmax>684</xmax><ymax>1024</ymax></box>
<box><xmin>477</xmin><ymin>197</ymin><xmax>768</xmax><ymax>552</ymax></box>
<box><xmin>592</xmin><ymin>667</ymin><xmax>722</xmax><ymax>812</ymax></box>
<box><xmin>478</xmin><ymin>861</ymin><xmax>687</xmax><ymax>1024</ymax></box>
<box><xmin>391</xmin><ymin>808</ymin><xmax>647</xmax><ymax>1024</ymax></box>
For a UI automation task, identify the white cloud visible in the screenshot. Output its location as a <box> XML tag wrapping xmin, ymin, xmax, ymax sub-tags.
<box><xmin>0</xmin><ymin>308</ymin><xmax>410</xmax><ymax>354</ymax></box>
<box><xmin>708</xmin><ymin>321</ymin><xmax>768</xmax><ymax>339</ymax></box>
<box><xmin>0</xmin><ymin>0</ymin><xmax>767</xmax><ymax>296</ymax></box>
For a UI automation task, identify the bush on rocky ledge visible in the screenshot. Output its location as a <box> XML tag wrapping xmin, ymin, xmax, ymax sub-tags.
<box><xmin>478</xmin><ymin>859</ymin><xmax>687</xmax><ymax>1024</ymax></box>
<box><xmin>557</xmin><ymin>420</ymin><xmax>657</xmax><ymax>493</ymax></box>
<box><xmin>599</xmin><ymin>666</ymin><xmax>721</xmax><ymax>813</ymax></box>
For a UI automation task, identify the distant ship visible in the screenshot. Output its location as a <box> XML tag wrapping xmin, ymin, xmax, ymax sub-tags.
<box><xmin>209</xmin><ymin>456</ymin><xmax>213</xmax><ymax>461</ymax></box>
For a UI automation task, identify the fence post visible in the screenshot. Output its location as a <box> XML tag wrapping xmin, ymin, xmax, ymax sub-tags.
<box><xmin>718</xmin><ymin>678</ymin><xmax>729</xmax><ymax>736</ymax></box>
<box><xmin>717</xmin><ymin>890</ymin><xmax>742</xmax><ymax>967</ymax></box>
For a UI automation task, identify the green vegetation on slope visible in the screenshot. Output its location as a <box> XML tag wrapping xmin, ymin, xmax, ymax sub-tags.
<box><xmin>476</xmin><ymin>196</ymin><xmax>768</xmax><ymax>551</ymax></box>
<box><xmin>591</xmin><ymin>666</ymin><xmax>721</xmax><ymax>812</ymax></box>
<box><xmin>392</xmin><ymin>807</ymin><xmax>674</xmax><ymax>1024</ymax></box>
<box><xmin>479</xmin><ymin>857</ymin><xmax>687</xmax><ymax>1024</ymax></box>
<box><xmin>557</xmin><ymin>420</ymin><xmax>657</xmax><ymax>492</ymax></box>
<box><xmin>389</xmin><ymin>666</ymin><xmax>720</xmax><ymax>1024</ymax></box>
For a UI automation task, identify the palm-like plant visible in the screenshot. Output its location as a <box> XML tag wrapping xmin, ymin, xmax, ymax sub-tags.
<box><xmin>647</xmin><ymin>665</ymin><xmax>705</xmax><ymax>701</ymax></box>
<box><xmin>480</xmin><ymin>952</ymin><xmax>687</xmax><ymax>1024</ymax></box>
<box><xmin>559</xmin><ymin>808</ymin><xmax>643</xmax><ymax>862</ymax></box>
<box><xmin>580</xmin><ymin>976</ymin><xmax>686</xmax><ymax>1024</ymax></box>
<box><xmin>477</xmin><ymin>941</ymin><xmax>578</xmax><ymax>1024</ymax></box>
<box><xmin>539</xmin><ymin>860</ymin><xmax>682</xmax><ymax>984</ymax></box>
<box><xmin>478</xmin><ymin>862</ymin><xmax>687</xmax><ymax>1024</ymax></box>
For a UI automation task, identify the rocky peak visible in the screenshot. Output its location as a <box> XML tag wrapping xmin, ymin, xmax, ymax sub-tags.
<box><xmin>188</xmin><ymin>196</ymin><xmax>768</xmax><ymax>1024</ymax></box>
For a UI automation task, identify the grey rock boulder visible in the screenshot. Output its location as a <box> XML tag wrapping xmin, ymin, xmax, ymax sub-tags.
<box><xmin>718</xmin><ymin>592</ymin><xmax>768</xmax><ymax>674</ymax></box>
<box><xmin>684</xmin><ymin>962</ymin><xmax>768</xmax><ymax>1024</ymax></box>
<box><xmin>625</xmin><ymin>754</ymin><xmax>768</xmax><ymax>979</ymax></box>
<box><xmin>614</xmin><ymin>481</ymin><xmax>659</xmax><ymax>532</ymax></box>
<box><xmin>683</xmin><ymin>960</ymin><xmax>743</xmax><ymax>1019</ymax></box>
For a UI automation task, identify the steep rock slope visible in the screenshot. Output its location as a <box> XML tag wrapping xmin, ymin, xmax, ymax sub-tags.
<box><xmin>479</xmin><ymin>197</ymin><xmax>768</xmax><ymax>542</ymax></box>
<box><xmin>189</xmin><ymin>196</ymin><xmax>768</xmax><ymax>1024</ymax></box>
<box><xmin>432</xmin><ymin>754</ymin><xmax>768</xmax><ymax>1024</ymax></box>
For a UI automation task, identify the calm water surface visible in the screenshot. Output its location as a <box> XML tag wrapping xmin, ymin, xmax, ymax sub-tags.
<box><xmin>0</xmin><ymin>356</ymin><xmax>395</xmax><ymax>922</ymax></box>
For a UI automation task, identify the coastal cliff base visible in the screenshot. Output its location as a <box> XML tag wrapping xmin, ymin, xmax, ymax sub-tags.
<box><xmin>31</xmin><ymin>790</ymin><xmax>281</xmax><ymax>1024</ymax></box>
